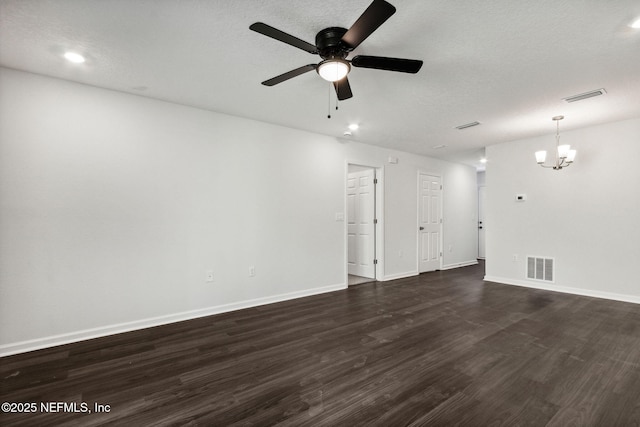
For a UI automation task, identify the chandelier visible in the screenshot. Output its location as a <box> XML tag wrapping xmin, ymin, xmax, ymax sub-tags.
<box><xmin>535</xmin><ymin>116</ymin><xmax>577</xmax><ymax>170</ymax></box>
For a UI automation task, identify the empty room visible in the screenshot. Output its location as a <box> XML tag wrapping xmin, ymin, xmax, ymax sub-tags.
<box><xmin>1</xmin><ymin>0</ymin><xmax>640</xmax><ymax>425</ymax></box>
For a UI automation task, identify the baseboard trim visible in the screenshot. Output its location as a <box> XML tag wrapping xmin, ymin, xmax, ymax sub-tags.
<box><xmin>441</xmin><ymin>260</ymin><xmax>479</xmax><ymax>271</ymax></box>
<box><xmin>381</xmin><ymin>261</ymin><xmax>478</xmax><ymax>280</ymax></box>
<box><xmin>381</xmin><ymin>271</ymin><xmax>419</xmax><ymax>281</ymax></box>
<box><xmin>484</xmin><ymin>275</ymin><xmax>640</xmax><ymax>305</ymax></box>
<box><xmin>0</xmin><ymin>282</ymin><xmax>346</xmax><ymax>357</ymax></box>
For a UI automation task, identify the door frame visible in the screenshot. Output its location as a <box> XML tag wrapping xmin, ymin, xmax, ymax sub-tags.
<box><xmin>345</xmin><ymin>162</ymin><xmax>384</xmax><ymax>285</ymax></box>
<box><xmin>416</xmin><ymin>171</ymin><xmax>443</xmax><ymax>273</ymax></box>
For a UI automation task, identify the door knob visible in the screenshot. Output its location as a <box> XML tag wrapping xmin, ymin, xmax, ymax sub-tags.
<box><xmin>419</xmin><ymin>226</ymin><xmax>424</xmax><ymax>230</ymax></box>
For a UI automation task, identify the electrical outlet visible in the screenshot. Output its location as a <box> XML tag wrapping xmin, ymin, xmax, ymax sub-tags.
<box><xmin>512</xmin><ymin>254</ymin><xmax>519</xmax><ymax>262</ymax></box>
<box><xmin>249</xmin><ymin>266</ymin><xmax>255</xmax><ymax>277</ymax></box>
<box><xmin>206</xmin><ymin>270</ymin><xmax>214</xmax><ymax>282</ymax></box>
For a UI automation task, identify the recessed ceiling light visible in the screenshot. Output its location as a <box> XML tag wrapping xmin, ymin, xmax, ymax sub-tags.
<box><xmin>348</xmin><ymin>124</ymin><xmax>359</xmax><ymax>131</ymax></box>
<box><xmin>432</xmin><ymin>144</ymin><xmax>446</xmax><ymax>149</ymax></box>
<box><xmin>64</xmin><ymin>52</ymin><xmax>85</xmax><ymax>64</ymax></box>
<box><xmin>343</xmin><ymin>131</ymin><xmax>352</xmax><ymax>137</ymax></box>
<box><xmin>480</xmin><ymin>158</ymin><xmax>487</xmax><ymax>164</ymax></box>
<box><xmin>630</xmin><ymin>18</ymin><xmax>640</xmax><ymax>29</ymax></box>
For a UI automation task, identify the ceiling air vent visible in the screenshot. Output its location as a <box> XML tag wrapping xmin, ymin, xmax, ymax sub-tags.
<box><xmin>527</xmin><ymin>256</ymin><xmax>554</xmax><ymax>283</ymax></box>
<box><xmin>563</xmin><ymin>88</ymin><xmax>606</xmax><ymax>103</ymax></box>
<box><xmin>455</xmin><ymin>121</ymin><xmax>481</xmax><ymax>130</ymax></box>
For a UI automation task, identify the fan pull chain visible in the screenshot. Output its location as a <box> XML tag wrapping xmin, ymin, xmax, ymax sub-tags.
<box><xmin>327</xmin><ymin>83</ymin><xmax>332</xmax><ymax>119</ymax></box>
<box><xmin>327</xmin><ymin>84</ymin><xmax>341</xmax><ymax>119</ymax></box>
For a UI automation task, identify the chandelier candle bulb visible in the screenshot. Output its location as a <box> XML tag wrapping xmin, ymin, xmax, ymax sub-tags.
<box><xmin>535</xmin><ymin>151</ymin><xmax>547</xmax><ymax>164</ymax></box>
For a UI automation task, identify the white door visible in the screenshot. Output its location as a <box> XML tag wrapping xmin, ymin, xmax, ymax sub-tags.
<box><xmin>347</xmin><ymin>169</ymin><xmax>375</xmax><ymax>278</ymax></box>
<box><xmin>418</xmin><ymin>173</ymin><xmax>442</xmax><ymax>273</ymax></box>
<box><xmin>478</xmin><ymin>185</ymin><xmax>486</xmax><ymax>259</ymax></box>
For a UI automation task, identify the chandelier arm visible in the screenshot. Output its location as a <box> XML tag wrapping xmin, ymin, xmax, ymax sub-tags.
<box><xmin>559</xmin><ymin>158</ymin><xmax>573</xmax><ymax>168</ymax></box>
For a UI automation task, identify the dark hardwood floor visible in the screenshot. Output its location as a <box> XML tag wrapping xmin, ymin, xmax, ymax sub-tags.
<box><xmin>2</xmin><ymin>262</ymin><xmax>640</xmax><ymax>426</ymax></box>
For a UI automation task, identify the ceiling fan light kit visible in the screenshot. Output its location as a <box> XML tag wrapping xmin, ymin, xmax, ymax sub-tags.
<box><xmin>249</xmin><ymin>0</ymin><xmax>423</xmax><ymax>101</ymax></box>
<box><xmin>317</xmin><ymin>59</ymin><xmax>350</xmax><ymax>82</ymax></box>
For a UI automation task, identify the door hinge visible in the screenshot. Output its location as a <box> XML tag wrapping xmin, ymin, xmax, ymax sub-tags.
<box><xmin>440</xmin><ymin>252</ymin><xmax>443</xmax><ymax>257</ymax></box>
<box><xmin>374</xmin><ymin>178</ymin><xmax>378</xmax><ymax>185</ymax></box>
<box><xmin>374</xmin><ymin>218</ymin><xmax>378</xmax><ymax>224</ymax></box>
<box><xmin>440</xmin><ymin>218</ymin><xmax>443</xmax><ymax>224</ymax></box>
<box><xmin>374</xmin><ymin>259</ymin><xmax>378</xmax><ymax>265</ymax></box>
<box><xmin>440</xmin><ymin>185</ymin><xmax>442</xmax><ymax>190</ymax></box>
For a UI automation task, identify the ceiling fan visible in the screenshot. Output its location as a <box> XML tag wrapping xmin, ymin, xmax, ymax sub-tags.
<box><xmin>249</xmin><ymin>0</ymin><xmax>423</xmax><ymax>101</ymax></box>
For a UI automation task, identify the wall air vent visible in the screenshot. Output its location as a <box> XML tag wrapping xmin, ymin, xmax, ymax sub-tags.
<box><xmin>527</xmin><ymin>256</ymin><xmax>554</xmax><ymax>283</ymax></box>
<box><xmin>455</xmin><ymin>121</ymin><xmax>481</xmax><ymax>130</ymax></box>
<box><xmin>563</xmin><ymin>88</ymin><xmax>606</xmax><ymax>103</ymax></box>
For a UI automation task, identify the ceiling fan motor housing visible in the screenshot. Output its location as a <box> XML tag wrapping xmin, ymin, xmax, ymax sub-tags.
<box><xmin>315</xmin><ymin>27</ymin><xmax>350</xmax><ymax>59</ymax></box>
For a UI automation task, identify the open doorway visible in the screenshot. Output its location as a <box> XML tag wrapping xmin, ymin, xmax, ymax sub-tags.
<box><xmin>347</xmin><ymin>164</ymin><xmax>379</xmax><ymax>286</ymax></box>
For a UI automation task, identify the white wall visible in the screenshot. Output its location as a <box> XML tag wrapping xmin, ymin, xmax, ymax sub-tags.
<box><xmin>485</xmin><ymin>117</ymin><xmax>640</xmax><ymax>302</ymax></box>
<box><xmin>477</xmin><ymin>171</ymin><xmax>486</xmax><ymax>187</ymax></box>
<box><xmin>0</xmin><ymin>68</ymin><xmax>477</xmax><ymax>354</ymax></box>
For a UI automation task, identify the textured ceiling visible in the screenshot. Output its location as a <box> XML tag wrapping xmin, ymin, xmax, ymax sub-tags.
<box><xmin>2</xmin><ymin>0</ymin><xmax>640</xmax><ymax>169</ymax></box>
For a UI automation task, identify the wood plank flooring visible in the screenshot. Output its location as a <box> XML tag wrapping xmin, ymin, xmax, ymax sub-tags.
<box><xmin>2</xmin><ymin>262</ymin><xmax>640</xmax><ymax>426</ymax></box>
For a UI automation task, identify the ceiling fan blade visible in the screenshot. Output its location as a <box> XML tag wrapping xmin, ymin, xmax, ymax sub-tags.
<box><xmin>352</xmin><ymin>55</ymin><xmax>423</xmax><ymax>73</ymax></box>
<box><xmin>250</xmin><ymin>22</ymin><xmax>318</xmax><ymax>54</ymax></box>
<box><xmin>261</xmin><ymin>64</ymin><xmax>317</xmax><ymax>86</ymax></box>
<box><xmin>341</xmin><ymin>0</ymin><xmax>396</xmax><ymax>50</ymax></box>
<box><xmin>333</xmin><ymin>77</ymin><xmax>353</xmax><ymax>100</ymax></box>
